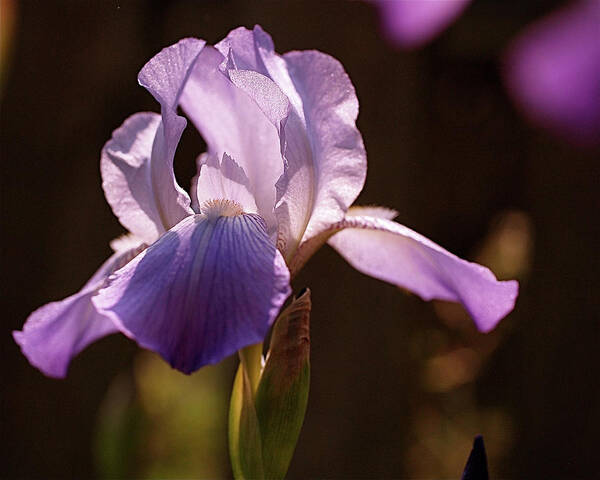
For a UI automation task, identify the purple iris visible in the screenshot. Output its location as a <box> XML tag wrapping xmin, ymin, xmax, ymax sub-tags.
<box><xmin>13</xmin><ymin>26</ymin><xmax>518</xmax><ymax>378</ymax></box>
<box><xmin>371</xmin><ymin>0</ymin><xmax>472</xmax><ymax>48</ymax></box>
<box><xmin>504</xmin><ymin>0</ymin><xmax>600</xmax><ymax>146</ymax></box>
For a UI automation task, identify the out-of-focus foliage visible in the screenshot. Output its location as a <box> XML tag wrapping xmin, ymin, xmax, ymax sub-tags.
<box><xmin>95</xmin><ymin>353</ymin><xmax>231</xmax><ymax>479</ymax></box>
<box><xmin>0</xmin><ymin>0</ymin><xmax>17</xmax><ymax>91</ymax></box>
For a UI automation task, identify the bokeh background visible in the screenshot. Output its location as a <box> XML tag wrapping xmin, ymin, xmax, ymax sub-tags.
<box><xmin>1</xmin><ymin>0</ymin><xmax>598</xmax><ymax>478</ymax></box>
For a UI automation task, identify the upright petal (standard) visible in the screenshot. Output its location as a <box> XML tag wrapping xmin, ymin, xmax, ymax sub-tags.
<box><xmin>180</xmin><ymin>46</ymin><xmax>285</xmax><ymax>233</ymax></box>
<box><xmin>216</xmin><ymin>26</ymin><xmax>367</xmax><ymax>259</ymax></box>
<box><xmin>101</xmin><ymin>112</ymin><xmax>166</xmax><ymax>244</ymax></box>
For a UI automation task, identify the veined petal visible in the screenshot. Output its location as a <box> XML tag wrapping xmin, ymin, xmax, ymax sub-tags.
<box><xmin>280</xmin><ymin>49</ymin><xmax>366</xmax><ymax>256</ymax></box>
<box><xmin>137</xmin><ymin>38</ymin><xmax>206</xmax><ymax>229</ymax></box>
<box><xmin>94</xmin><ymin>214</ymin><xmax>291</xmax><ymax>374</ymax></box>
<box><xmin>196</xmin><ymin>153</ymin><xmax>258</xmax><ymax>215</ymax></box>
<box><xmin>215</xmin><ymin>26</ymin><xmax>271</xmax><ymax>75</ymax></box>
<box><xmin>13</xmin><ymin>244</ymin><xmax>145</xmax><ymax>378</ymax></box>
<box><xmin>372</xmin><ymin>0</ymin><xmax>472</xmax><ymax>49</ymax></box>
<box><xmin>101</xmin><ymin>112</ymin><xmax>165</xmax><ymax>244</ymax></box>
<box><xmin>216</xmin><ymin>26</ymin><xmax>367</xmax><ymax>260</ymax></box>
<box><xmin>504</xmin><ymin>0</ymin><xmax>600</xmax><ymax>145</ymax></box>
<box><xmin>327</xmin><ymin>214</ymin><xmax>518</xmax><ymax>332</ymax></box>
<box><xmin>180</xmin><ymin>46</ymin><xmax>283</xmax><ymax>233</ymax></box>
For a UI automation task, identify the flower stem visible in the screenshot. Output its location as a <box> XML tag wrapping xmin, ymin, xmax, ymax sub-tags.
<box><xmin>239</xmin><ymin>342</ymin><xmax>263</xmax><ymax>395</ymax></box>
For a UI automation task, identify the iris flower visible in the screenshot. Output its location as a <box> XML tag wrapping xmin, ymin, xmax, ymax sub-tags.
<box><xmin>14</xmin><ymin>26</ymin><xmax>517</xmax><ymax>378</ymax></box>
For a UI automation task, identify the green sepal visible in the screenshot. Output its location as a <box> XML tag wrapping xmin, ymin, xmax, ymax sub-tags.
<box><xmin>254</xmin><ymin>288</ymin><xmax>311</xmax><ymax>480</ymax></box>
<box><xmin>228</xmin><ymin>361</ymin><xmax>264</xmax><ymax>480</ymax></box>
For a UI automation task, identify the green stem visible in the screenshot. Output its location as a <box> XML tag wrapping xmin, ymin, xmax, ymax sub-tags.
<box><xmin>238</xmin><ymin>342</ymin><xmax>263</xmax><ymax>395</ymax></box>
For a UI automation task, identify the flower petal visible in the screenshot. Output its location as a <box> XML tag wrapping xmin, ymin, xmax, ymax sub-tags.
<box><xmin>504</xmin><ymin>0</ymin><xmax>600</xmax><ymax>145</ymax></box>
<box><xmin>227</xmin><ymin>69</ymin><xmax>290</xmax><ymax>129</ymax></box>
<box><xmin>280</xmin><ymin>49</ymin><xmax>367</xmax><ymax>252</ymax></box>
<box><xmin>101</xmin><ymin>112</ymin><xmax>166</xmax><ymax>244</ymax></box>
<box><xmin>327</xmin><ymin>215</ymin><xmax>518</xmax><ymax>332</ymax></box>
<box><xmin>215</xmin><ymin>26</ymin><xmax>367</xmax><ymax>260</ymax></box>
<box><xmin>372</xmin><ymin>0</ymin><xmax>472</xmax><ymax>49</ymax></box>
<box><xmin>13</xmin><ymin>244</ymin><xmax>145</xmax><ymax>378</ymax></box>
<box><xmin>13</xmin><ymin>291</ymin><xmax>118</xmax><ymax>378</ymax></box>
<box><xmin>94</xmin><ymin>214</ymin><xmax>291</xmax><ymax>374</ymax></box>
<box><xmin>137</xmin><ymin>38</ymin><xmax>206</xmax><ymax>229</ymax></box>
<box><xmin>179</xmin><ymin>46</ymin><xmax>284</xmax><ymax>233</ymax></box>
<box><xmin>196</xmin><ymin>153</ymin><xmax>258</xmax><ymax>214</ymax></box>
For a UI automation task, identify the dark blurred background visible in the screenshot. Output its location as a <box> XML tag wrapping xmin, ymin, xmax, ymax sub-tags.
<box><xmin>1</xmin><ymin>0</ymin><xmax>598</xmax><ymax>478</ymax></box>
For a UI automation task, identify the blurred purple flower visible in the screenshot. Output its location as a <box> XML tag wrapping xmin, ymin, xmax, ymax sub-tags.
<box><xmin>504</xmin><ymin>0</ymin><xmax>600</xmax><ymax>145</ymax></box>
<box><xmin>14</xmin><ymin>26</ymin><xmax>517</xmax><ymax>378</ymax></box>
<box><xmin>371</xmin><ymin>0</ymin><xmax>471</xmax><ymax>48</ymax></box>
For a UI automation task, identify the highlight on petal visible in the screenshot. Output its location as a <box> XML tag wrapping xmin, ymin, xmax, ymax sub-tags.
<box><xmin>216</xmin><ymin>25</ymin><xmax>272</xmax><ymax>75</ymax></box>
<box><xmin>280</xmin><ymin>49</ymin><xmax>366</xmax><ymax>255</ymax></box>
<box><xmin>138</xmin><ymin>37</ymin><xmax>206</xmax><ymax>109</ymax></box>
<box><xmin>196</xmin><ymin>153</ymin><xmax>258</xmax><ymax>215</ymax></box>
<box><xmin>13</xmin><ymin>244</ymin><xmax>145</xmax><ymax>378</ymax></box>
<box><xmin>94</xmin><ymin>214</ymin><xmax>291</xmax><ymax>374</ymax></box>
<box><xmin>214</xmin><ymin>26</ymin><xmax>367</xmax><ymax>260</ymax></box>
<box><xmin>137</xmin><ymin>38</ymin><xmax>206</xmax><ymax>229</ymax></box>
<box><xmin>504</xmin><ymin>0</ymin><xmax>600</xmax><ymax>146</ymax></box>
<box><xmin>327</xmin><ymin>214</ymin><xmax>518</xmax><ymax>332</ymax></box>
<box><xmin>180</xmin><ymin>47</ymin><xmax>284</xmax><ymax>230</ymax></box>
<box><xmin>372</xmin><ymin>0</ymin><xmax>472</xmax><ymax>49</ymax></box>
<box><xmin>101</xmin><ymin>112</ymin><xmax>166</xmax><ymax>244</ymax></box>
<box><xmin>227</xmin><ymin>69</ymin><xmax>290</xmax><ymax>129</ymax></box>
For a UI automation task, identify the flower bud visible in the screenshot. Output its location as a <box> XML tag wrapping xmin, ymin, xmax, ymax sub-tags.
<box><xmin>228</xmin><ymin>289</ymin><xmax>311</xmax><ymax>480</ymax></box>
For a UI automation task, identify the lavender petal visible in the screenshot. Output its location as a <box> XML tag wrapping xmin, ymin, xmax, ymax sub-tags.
<box><xmin>137</xmin><ymin>38</ymin><xmax>206</xmax><ymax>229</ymax></box>
<box><xmin>328</xmin><ymin>213</ymin><xmax>518</xmax><ymax>332</ymax></box>
<box><xmin>94</xmin><ymin>213</ymin><xmax>291</xmax><ymax>374</ymax></box>
<box><xmin>13</xmin><ymin>245</ymin><xmax>144</xmax><ymax>378</ymax></box>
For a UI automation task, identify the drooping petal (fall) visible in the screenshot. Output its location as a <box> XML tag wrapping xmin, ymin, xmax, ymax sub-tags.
<box><xmin>372</xmin><ymin>0</ymin><xmax>472</xmax><ymax>49</ymax></box>
<box><xmin>94</xmin><ymin>213</ymin><xmax>291</xmax><ymax>374</ymax></box>
<box><xmin>137</xmin><ymin>37</ymin><xmax>206</xmax><ymax>229</ymax></box>
<box><xmin>504</xmin><ymin>0</ymin><xmax>600</xmax><ymax>146</ymax></box>
<box><xmin>13</xmin><ymin>291</ymin><xmax>118</xmax><ymax>379</ymax></box>
<box><xmin>327</xmin><ymin>213</ymin><xmax>518</xmax><ymax>332</ymax></box>
<box><xmin>196</xmin><ymin>153</ymin><xmax>258</xmax><ymax>215</ymax></box>
<box><xmin>180</xmin><ymin>46</ymin><xmax>285</xmax><ymax>233</ymax></box>
<box><xmin>216</xmin><ymin>26</ymin><xmax>367</xmax><ymax>259</ymax></box>
<box><xmin>101</xmin><ymin>112</ymin><xmax>166</xmax><ymax>244</ymax></box>
<box><xmin>13</xmin><ymin>244</ymin><xmax>145</xmax><ymax>378</ymax></box>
